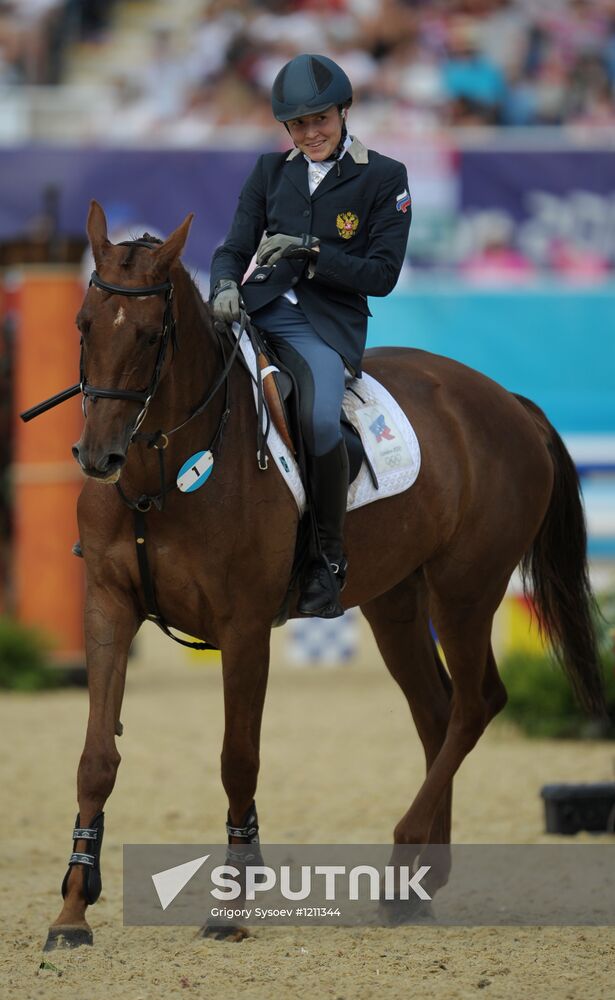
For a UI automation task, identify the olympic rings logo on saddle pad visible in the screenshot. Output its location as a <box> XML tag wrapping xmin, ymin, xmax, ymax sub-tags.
<box><xmin>336</xmin><ymin>212</ymin><xmax>359</xmax><ymax>239</ymax></box>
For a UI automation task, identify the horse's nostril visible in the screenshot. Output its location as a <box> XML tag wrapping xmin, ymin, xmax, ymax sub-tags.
<box><xmin>71</xmin><ymin>444</ymin><xmax>126</xmax><ymax>477</ymax></box>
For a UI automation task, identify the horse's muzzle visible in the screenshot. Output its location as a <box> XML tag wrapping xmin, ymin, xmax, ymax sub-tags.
<box><xmin>72</xmin><ymin>442</ymin><xmax>126</xmax><ymax>483</ymax></box>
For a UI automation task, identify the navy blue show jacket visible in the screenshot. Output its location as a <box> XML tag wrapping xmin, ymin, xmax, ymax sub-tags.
<box><xmin>209</xmin><ymin>137</ymin><xmax>411</xmax><ymax>375</ymax></box>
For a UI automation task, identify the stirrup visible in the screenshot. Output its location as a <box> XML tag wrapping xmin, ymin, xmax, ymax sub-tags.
<box><xmin>297</xmin><ymin>555</ymin><xmax>347</xmax><ymax>619</ymax></box>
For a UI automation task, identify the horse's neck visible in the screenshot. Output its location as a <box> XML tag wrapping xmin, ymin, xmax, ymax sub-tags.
<box><xmin>128</xmin><ymin>267</ymin><xmax>234</xmax><ymax>488</ymax></box>
<box><xmin>163</xmin><ymin>267</ymin><xmax>216</xmax><ymax>427</ymax></box>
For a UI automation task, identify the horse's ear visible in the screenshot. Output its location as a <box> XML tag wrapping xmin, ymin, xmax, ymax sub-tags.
<box><xmin>153</xmin><ymin>214</ymin><xmax>194</xmax><ymax>274</ymax></box>
<box><xmin>87</xmin><ymin>200</ymin><xmax>111</xmax><ymax>266</ymax></box>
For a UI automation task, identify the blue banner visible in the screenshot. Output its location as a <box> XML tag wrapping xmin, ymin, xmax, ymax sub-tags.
<box><xmin>368</xmin><ymin>282</ymin><xmax>615</xmax><ymax>435</ymax></box>
<box><xmin>0</xmin><ymin>147</ymin><xmax>262</xmax><ymax>273</ymax></box>
<box><xmin>459</xmin><ymin>149</ymin><xmax>615</xmax><ymax>266</ymax></box>
<box><xmin>1</xmin><ymin>145</ymin><xmax>614</xmax><ymax>272</ymax></box>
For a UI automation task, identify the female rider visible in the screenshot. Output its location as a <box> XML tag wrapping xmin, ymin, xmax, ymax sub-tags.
<box><xmin>210</xmin><ymin>53</ymin><xmax>411</xmax><ymax>618</ymax></box>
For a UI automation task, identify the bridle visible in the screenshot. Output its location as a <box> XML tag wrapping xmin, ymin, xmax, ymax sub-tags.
<box><xmin>18</xmin><ymin>234</ymin><xmax>260</xmax><ymax>654</ymax></box>
<box><xmin>81</xmin><ymin>238</ymin><xmax>245</xmax><ymax>461</ymax></box>
<box><xmin>79</xmin><ymin>238</ymin><xmax>242</xmax><ymax>653</ymax></box>
<box><xmin>21</xmin><ymin>199</ymin><xmax>313</xmax><ymax>650</ymax></box>
<box><xmin>82</xmin><ymin>239</ymin><xmax>176</xmax><ymax>440</ymax></box>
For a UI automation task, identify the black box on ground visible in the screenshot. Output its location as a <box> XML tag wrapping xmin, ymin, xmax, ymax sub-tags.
<box><xmin>541</xmin><ymin>783</ymin><xmax>615</xmax><ymax>835</ymax></box>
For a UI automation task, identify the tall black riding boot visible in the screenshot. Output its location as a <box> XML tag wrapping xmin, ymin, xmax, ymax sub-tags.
<box><xmin>298</xmin><ymin>439</ymin><xmax>349</xmax><ymax>618</ymax></box>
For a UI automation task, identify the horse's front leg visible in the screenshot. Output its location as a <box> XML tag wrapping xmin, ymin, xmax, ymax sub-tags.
<box><xmin>220</xmin><ymin>626</ymin><xmax>270</xmax><ymax>833</ymax></box>
<box><xmin>201</xmin><ymin>626</ymin><xmax>270</xmax><ymax>941</ymax></box>
<box><xmin>45</xmin><ymin>588</ymin><xmax>139</xmax><ymax>950</ymax></box>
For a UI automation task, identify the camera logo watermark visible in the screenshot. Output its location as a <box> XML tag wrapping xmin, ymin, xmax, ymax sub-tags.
<box><xmin>151</xmin><ymin>855</ymin><xmax>430</xmax><ymax>911</ymax></box>
<box><xmin>152</xmin><ymin>855</ymin><xmax>210</xmax><ymax>910</ymax></box>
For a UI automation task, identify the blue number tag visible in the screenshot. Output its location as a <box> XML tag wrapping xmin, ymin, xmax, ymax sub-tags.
<box><xmin>176</xmin><ymin>450</ymin><xmax>214</xmax><ymax>493</ymax></box>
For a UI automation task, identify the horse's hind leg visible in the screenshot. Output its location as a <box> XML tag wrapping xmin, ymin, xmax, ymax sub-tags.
<box><xmin>361</xmin><ymin>573</ymin><xmax>454</xmax><ymax>892</ymax></box>
<box><xmin>45</xmin><ymin>590</ymin><xmax>139</xmax><ymax>949</ymax></box>
<box><xmin>483</xmin><ymin>643</ymin><xmax>508</xmax><ymax>723</ymax></box>
<box><xmin>392</xmin><ymin>573</ymin><xmax>507</xmax><ymax>849</ymax></box>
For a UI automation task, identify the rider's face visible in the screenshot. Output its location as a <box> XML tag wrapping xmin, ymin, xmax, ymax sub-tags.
<box><xmin>286</xmin><ymin>106</ymin><xmax>344</xmax><ymax>161</ymax></box>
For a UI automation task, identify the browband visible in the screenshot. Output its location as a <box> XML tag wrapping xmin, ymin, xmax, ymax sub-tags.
<box><xmin>90</xmin><ymin>271</ymin><xmax>172</xmax><ymax>297</ymax></box>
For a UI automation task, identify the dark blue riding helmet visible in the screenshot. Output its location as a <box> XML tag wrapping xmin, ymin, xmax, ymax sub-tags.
<box><xmin>271</xmin><ymin>54</ymin><xmax>353</xmax><ymax>122</ymax></box>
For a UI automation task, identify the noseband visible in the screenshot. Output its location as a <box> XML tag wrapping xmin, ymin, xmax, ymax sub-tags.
<box><xmin>81</xmin><ymin>239</ymin><xmax>175</xmax><ymax>438</ymax></box>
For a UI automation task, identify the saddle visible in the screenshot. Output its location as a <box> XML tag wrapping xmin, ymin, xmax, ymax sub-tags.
<box><xmin>252</xmin><ymin>328</ymin><xmax>367</xmax><ymax>488</ymax></box>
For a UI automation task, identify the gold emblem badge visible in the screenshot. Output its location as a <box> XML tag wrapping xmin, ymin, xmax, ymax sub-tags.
<box><xmin>336</xmin><ymin>211</ymin><xmax>359</xmax><ymax>239</ymax></box>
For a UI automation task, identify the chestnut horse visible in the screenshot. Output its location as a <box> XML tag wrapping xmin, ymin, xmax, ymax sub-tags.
<box><xmin>41</xmin><ymin>202</ymin><xmax>604</xmax><ymax>947</ymax></box>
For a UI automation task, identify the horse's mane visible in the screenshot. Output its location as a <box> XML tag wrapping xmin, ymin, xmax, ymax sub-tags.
<box><xmin>189</xmin><ymin>271</ymin><xmax>212</xmax><ymax>327</ymax></box>
<box><xmin>119</xmin><ymin>232</ymin><xmax>163</xmax><ymax>269</ymax></box>
<box><xmin>174</xmin><ymin>252</ymin><xmax>212</xmax><ymax>330</ymax></box>
<box><xmin>118</xmin><ymin>232</ymin><xmax>212</xmax><ymax>329</ymax></box>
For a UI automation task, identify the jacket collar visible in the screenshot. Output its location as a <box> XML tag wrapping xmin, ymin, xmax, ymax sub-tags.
<box><xmin>284</xmin><ymin>137</ymin><xmax>368</xmax><ymax>202</ymax></box>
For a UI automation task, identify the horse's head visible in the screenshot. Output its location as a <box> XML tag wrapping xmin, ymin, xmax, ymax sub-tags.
<box><xmin>72</xmin><ymin>201</ymin><xmax>193</xmax><ymax>481</ymax></box>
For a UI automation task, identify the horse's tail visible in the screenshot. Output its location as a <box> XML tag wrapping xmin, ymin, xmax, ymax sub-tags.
<box><xmin>515</xmin><ymin>394</ymin><xmax>607</xmax><ymax>717</ymax></box>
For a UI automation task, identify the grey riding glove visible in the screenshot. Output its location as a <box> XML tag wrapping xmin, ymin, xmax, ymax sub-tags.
<box><xmin>256</xmin><ymin>232</ymin><xmax>320</xmax><ymax>267</ymax></box>
<box><xmin>211</xmin><ymin>279</ymin><xmax>244</xmax><ymax>324</ymax></box>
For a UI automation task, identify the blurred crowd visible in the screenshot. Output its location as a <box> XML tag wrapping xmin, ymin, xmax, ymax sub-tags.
<box><xmin>0</xmin><ymin>1</ymin><xmax>116</xmax><ymax>85</ymax></box>
<box><xmin>2</xmin><ymin>1</ymin><xmax>615</xmax><ymax>133</ymax></box>
<box><xmin>1</xmin><ymin>1</ymin><xmax>613</xmax><ymax>280</ymax></box>
<box><xmin>175</xmin><ymin>0</ymin><xmax>615</xmax><ymax>132</ymax></box>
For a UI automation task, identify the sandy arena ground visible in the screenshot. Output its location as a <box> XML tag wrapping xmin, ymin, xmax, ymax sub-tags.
<box><xmin>1</xmin><ymin>622</ymin><xmax>614</xmax><ymax>1000</ymax></box>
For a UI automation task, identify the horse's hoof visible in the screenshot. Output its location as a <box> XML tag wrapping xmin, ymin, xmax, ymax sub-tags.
<box><xmin>43</xmin><ymin>925</ymin><xmax>93</xmax><ymax>951</ymax></box>
<box><xmin>198</xmin><ymin>922</ymin><xmax>250</xmax><ymax>942</ymax></box>
<box><xmin>379</xmin><ymin>897</ymin><xmax>436</xmax><ymax>926</ymax></box>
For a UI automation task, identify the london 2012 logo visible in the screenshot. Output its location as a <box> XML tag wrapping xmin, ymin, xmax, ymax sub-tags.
<box><xmin>369</xmin><ymin>413</ymin><xmax>395</xmax><ymax>443</ymax></box>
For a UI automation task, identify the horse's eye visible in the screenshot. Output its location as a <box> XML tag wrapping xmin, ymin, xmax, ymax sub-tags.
<box><xmin>148</xmin><ymin>334</ymin><xmax>158</xmax><ymax>346</ymax></box>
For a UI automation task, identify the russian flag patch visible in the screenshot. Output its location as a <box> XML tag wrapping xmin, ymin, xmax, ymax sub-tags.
<box><xmin>395</xmin><ymin>189</ymin><xmax>411</xmax><ymax>214</ymax></box>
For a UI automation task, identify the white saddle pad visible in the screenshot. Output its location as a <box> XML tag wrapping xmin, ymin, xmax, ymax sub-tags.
<box><xmin>235</xmin><ymin>325</ymin><xmax>421</xmax><ymax>514</ymax></box>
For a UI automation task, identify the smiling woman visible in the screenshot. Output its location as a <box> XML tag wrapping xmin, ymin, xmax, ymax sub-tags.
<box><xmin>210</xmin><ymin>52</ymin><xmax>412</xmax><ymax>618</ymax></box>
<box><xmin>286</xmin><ymin>106</ymin><xmax>346</xmax><ymax>162</ymax></box>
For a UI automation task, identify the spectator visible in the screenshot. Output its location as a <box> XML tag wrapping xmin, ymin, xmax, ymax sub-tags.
<box><xmin>140</xmin><ymin>24</ymin><xmax>195</xmax><ymax>123</ymax></box>
<box><xmin>0</xmin><ymin>0</ymin><xmax>64</xmax><ymax>84</ymax></box>
<box><xmin>441</xmin><ymin>16</ymin><xmax>508</xmax><ymax>124</ymax></box>
<box><xmin>548</xmin><ymin>238</ymin><xmax>611</xmax><ymax>285</ymax></box>
<box><xmin>460</xmin><ymin>216</ymin><xmax>537</xmax><ymax>285</ymax></box>
<box><xmin>187</xmin><ymin>0</ymin><xmax>246</xmax><ymax>86</ymax></box>
<box><xmin>564</xmin><ymin>52</ymin><xmax>615</xmax><ymax>124</ymax></box>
